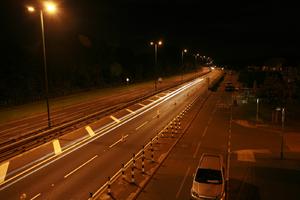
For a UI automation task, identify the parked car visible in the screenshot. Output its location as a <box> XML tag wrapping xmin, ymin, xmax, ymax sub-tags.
<box><xmin>191</xmin><ymin>153</ymin><xmax>225</xmax><ymax>200</ymax></box>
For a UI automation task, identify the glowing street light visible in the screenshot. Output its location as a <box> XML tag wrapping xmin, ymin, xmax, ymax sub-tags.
<box><xmin>27</xmin><ymin>6</ymin><xmax>35</xmax><ymax>12</ymax></box>
<box><xmin>27</xmin><ymin>1</ymin><xmax>58</xmax><ymax>128</ymax></box>
<box><xmin>181</xmin><ymin>49</ymin><xmax>188</xmax><ymax>65</ymax></box>
<box><xmin>181</xmin><ymin>49</ymin><xmax>188</xmax><ymax>82</ymax></box>
<box><xmin>150</xmin><ymin>40</ymin><xmax>163</xmax><ymax>90</ymax></box>
<box><xmin>150</xmin><ymin>40</ymin><xmax>163</xmax><ymax>66</ymax></box>
<box><xmin>44</xmin><ymin>1</ymin><xmax>57</xmax><ymax>13</ymax></box>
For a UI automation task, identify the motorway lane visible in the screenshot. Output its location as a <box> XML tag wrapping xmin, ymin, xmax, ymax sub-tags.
<box><xmin>0</xmin><ymin>71</ymin><xmax>221</xmax><ymax>199</ymax></box>
<box><xmin>137</xmin><ymin>77</ymin><xmax>232</xmax><ymax>200</ymax></box>
<box><xmin>0</xmin><ymin>71</ymin><xmax>209</xmax><ymax>144</ymax></box>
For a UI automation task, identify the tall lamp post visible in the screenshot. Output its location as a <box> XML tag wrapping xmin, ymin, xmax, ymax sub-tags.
<box><xmin>194</xmin><ymin>53</ymin><xmax>199</xmax><ymax>65</ymax></box>
<box><xmin>181</xmin><ymin>49</ymin><xmax>188</xmax><ymax>82</ymax></box>
<box><xmin>150</xmin><ymin>40</ymin><xmax>163</xmax><ymax>90</ymax></box>
<box><xmin>256</xmin><ymin>98</ymin><xmax>259</xmax><ymax>123</ymax></box>
<box><xmin>194</xmin><ymin>53</ymin><xmax>200</xmax><ymax>76</ymax></box>
<box><xmin>27</xmin><ymin>1</ymin><xmax>57</xmax><ymax>128</ymax></box>
<box><xmin>280</xmin><ymin>107</ymin><xmax>285</xmax><ymax>160</ymax></box>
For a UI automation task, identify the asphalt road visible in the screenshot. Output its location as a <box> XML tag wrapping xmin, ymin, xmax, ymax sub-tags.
<box><xmin>0</xmin><ymin>70</ymin><xmax>208</xmax><ymax>144</ymax></box>
<box><xmin>137</xmin><ymin>75</ymin><xmax>232</xmax><ymax>200</ymax></box>
<box><xmin>136</xmin><ymin>73</ymin><xmax>300</xmax><ymax>200</ymax></box>
<box><xmin>0</xmin><ymin>70</ymin><xmax>222</xmax><ymax>199</ymax></box>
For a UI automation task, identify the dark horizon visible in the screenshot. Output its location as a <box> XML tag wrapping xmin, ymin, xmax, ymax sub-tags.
<box><xmin>1</xmin><ymin>0</ymin><xmax>299</xmax><ymax>106</ymax></box>
<box><xmin>2</xmin><ymin>0</ymin><xmax>300</xmax><ymax>66</ymax></box>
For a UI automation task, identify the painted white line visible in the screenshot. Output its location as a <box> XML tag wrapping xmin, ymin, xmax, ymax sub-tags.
<box><xmin>52</xmin><ymin>139</ymin><xmax>62</xmax><ymax>155</ymax></box>
<box><xmin>109</xmin><ymin>134</ymin><xmax>129</xmax><ymax>148</ymax></box>
<box><xmin>176</xmin><ymin>167</ymin><xmax>191</xmax><ymax>198</ymax></box>
<box><xmin>138</xmin><ymin>103</ymin><xmax>146</xmax><ymax>107</ymax></box>
<box><xmin>202</xmin><ymin>126</ymin><xmax>208</xmax><ymax>137</ymax></box>
<box><xmin>110</xmin><ymin>115</ymin><xmax>120</xmax><ymax>123</ymax></box>
<box><xmin>147</xmin><ymin>99</ymin><xmax>155</xmax><ymax>102</ymax></box>
<box><xmin>193</xmin><ymin>142</ymin><xmax>202</xmax><ymax>158</ymax></box>
<box><xmin>85</xmin><ymin>126</ymin><xmax>95</xmax><ymax>137</ymax></box>
<box><xmin>0</xmin><ymin>162</ymin><xmax>9</xmax><ymax>183</ymax></box>
<box><xmin>30</xmin><ymin>193</ymin><xmax>41</xmax><ymax>200</ymax></box>
<box><xmin>64</xmin><ymin>155</ymin><xmax>98</xmax><ymax>178</ymax></box>
<box><xmin>135</xmin><ymin>121</ymin><xmax>149</xmax><ymax>130</ymax></box>
<box><xmin>126</xmin><ymin>109</ymin><xmax>135</xmax><ymax>114</ymax></box>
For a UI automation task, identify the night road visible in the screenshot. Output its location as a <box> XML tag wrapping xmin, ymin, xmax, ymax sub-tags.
<box><xmin>0</xmin><ymin>69</ymin><xmax>223</xmax><ymax>199</ymax></box>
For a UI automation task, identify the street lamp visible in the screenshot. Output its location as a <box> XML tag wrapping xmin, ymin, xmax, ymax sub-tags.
<box><xmin>150</xmin><ymin>40</ymin><xmax>163</xmax><ymax>66</ymax></box>
<box><xmin>150</xmin><ymin>40</ymin><xmax>163</xmax><ymax>90</ymax></box>
<box><xmin>194</xmin><ymin>54</ymin><xmax>200</xmax><ymax>76</ymax></box>
<box><xmin>281</xmin><ymin>107</ymin><xmax>285</xmax><ymax>160</ymax></box>
<box><xmin>27</xmin><ymin>1</ymin><xmax>57</xmax><ymax>128</ymax></box>
<box><xmin>181</xmin><ymin>49</ymin><xmax>188</xmax><ymax>82</ymax></box>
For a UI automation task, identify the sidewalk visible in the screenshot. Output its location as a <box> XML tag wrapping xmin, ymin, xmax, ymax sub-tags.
<box><xmin>230</xmin><ymin>98</ymin><xmax>300</xmax><ymax>200</ymax></box>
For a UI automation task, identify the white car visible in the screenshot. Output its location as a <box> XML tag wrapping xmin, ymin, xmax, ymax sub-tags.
<box><xmin>191</xmin><ymin>153</ymin><xmax>225</xmax><ymax>200</ymax></box>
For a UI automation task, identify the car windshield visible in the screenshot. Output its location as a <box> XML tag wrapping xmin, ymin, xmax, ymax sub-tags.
<box><xmin>195</xmin><ymin>168</ymin><xmax>223</xmax><ymax>184</ymax></box>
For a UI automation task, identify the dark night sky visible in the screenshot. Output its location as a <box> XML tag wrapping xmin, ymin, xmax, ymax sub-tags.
<box><xmin>1</xmin><ymin>0</ymin><xmax>300</xmax><ymax>66</ymax></box>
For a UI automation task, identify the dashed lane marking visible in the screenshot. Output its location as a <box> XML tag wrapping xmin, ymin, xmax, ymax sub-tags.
<box><xmin>126</xmin><ymin>109</ymin><xmax>135</xmax><ymax>114</ymax></box>
<box><xmin>85</xmin><ymin>126</ymin><xmax>95</xmax><ymax>137</ymax></box>
<box><xmin>110</xmin><ymin>115</ymin><xmax>121</xmax><ymax>123</ymax></box>
<box><xmin>64</xmin><ymin>155</ymin><xmax>98</xmax><ymax>178</ymax></box>
<box><xmin>0</xmin><ymin>162</ymin><xmax>9</xmax><ymax>183</ymax></box>
<box><xmin>109</xmin><ymin>135</ymin><xmax>129</xmax><ymax>148</ymax></box>
<box><xmin>30</xmin><ymin>193</ymin><xmax>41</xmax><ymax>200</ymax></box>
<box><xmin>53</xmin><ymin>139</ymin><xmax>62</xmax><ymax>155</ymax></box>
<box><xmin>135</xmin><ymin>121</ymin><xmax>149</xmax><ymax>130</ymax></box>
<box><xmin>176</xmin><ymin>167</ymin><xmax>191</xmax><ymax>199</ymax></box>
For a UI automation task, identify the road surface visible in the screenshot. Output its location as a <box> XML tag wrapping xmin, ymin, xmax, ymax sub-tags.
<box><xmin>0</xmin><ymin>70</ymin><xmax>222</xmax><ymax>199</ymax></box>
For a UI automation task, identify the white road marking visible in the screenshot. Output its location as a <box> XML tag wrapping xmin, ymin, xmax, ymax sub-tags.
<box><xmin>109</xmin><ymin>134</ymin><xmax>129</xmax><ymax>148</ymax></box>
<box><xmin>135</xmin><ymin>121</ymin><xmax>149</xmax><ymax>130</ymax></box>
<box><xmin>52</xmin><ymin>139</ymin><xmax>62</xmax><ymax>155</ymax></box>
<box><xmin>193</xmin><ymin>142</ymin><xmax>202</xmax><ymax>158</ymax></box>
<box><xmin>85</xmin><ymin>126</ymin><xmax>95</xmax><ymax>137</ymax></box>
<box><xmin>126</xmin><ymin>109</ymin><xmax>135</xmax><ymax>114</ymax></box>
<box><xmin>138</xmin><ymin>103</ymin><xmax>146</xmax><ymax>107</ymax></box>
<box><xmin>147</xmin><ymin>99</ymin><xmax>155</xmax><ymax>102</ymax></box>
<box><xmin>0</xmin><ymin>162</ymin><xmax>9</xmax><ymax>183</ymax></box>
<box><xmin>202</xmin><ymin>126</ymin><xmax>208</xmax><ymax>137</ymax></box>
<box><xmin>176</xmin><ymin>167</ymin><xmax>191</xmax><ymax>198</ymax></box>
<box><xmin>110</xmin><ymin>115</ymin><xmax>120</xmax><ymax>123</ymax></box>
<box><xmin>64</xmin><ymin>155</ymin><xmax>98</xmax><ymax>178</ymax></box>
<box><xmin>30</xmin><ymin>193</ymin><xmax>41</xmax><ymax>200</ymax></box>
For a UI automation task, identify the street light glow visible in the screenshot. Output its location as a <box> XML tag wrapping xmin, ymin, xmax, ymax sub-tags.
<box><xmin>27</xmin><ymin>6</ymin><xmax>35</xmax><ymax>12</ymax></box>
<box><xmin>183</xmin><ymin>49</ymin><xmax>187</xmax><ymax>53</ymax></box>
<box><xmin>44</xmin><ymin>1</ymin><xmax>57</xmax><ymax>13</ymax></box>
<box><xmin>158</xmin><ymin>41</ymin><xmax>163</xmax><ymax>45</ymax></box>
<box><xmin>150</xmin><ymin>41</ymin><xmax>154</xmax><ymax>45</ymax></box>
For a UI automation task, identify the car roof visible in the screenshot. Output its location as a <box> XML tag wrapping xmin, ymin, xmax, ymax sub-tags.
<box><xmin>198</xmin><ymin>153</ymin><xmax>223</xmax><ymax>170</ymax></box>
